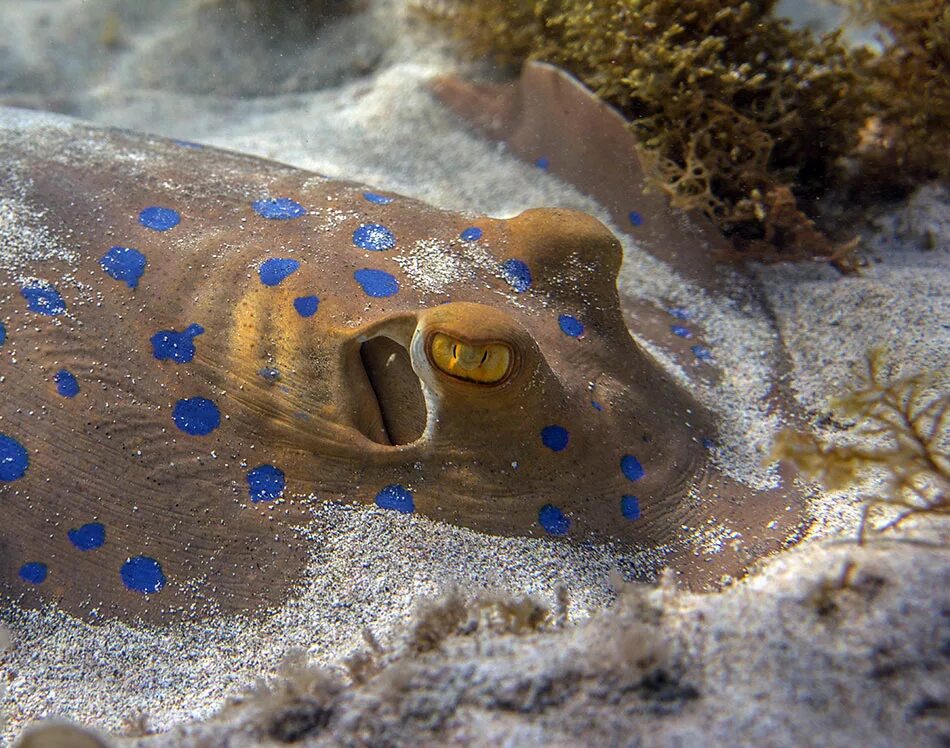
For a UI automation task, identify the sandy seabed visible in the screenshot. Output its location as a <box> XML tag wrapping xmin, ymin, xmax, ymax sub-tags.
<box><xmin>0</xmin><ymin>0</ymin><xmax>948</xmax><ymax>746</ymax></box>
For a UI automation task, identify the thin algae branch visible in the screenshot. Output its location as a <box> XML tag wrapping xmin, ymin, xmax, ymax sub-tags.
<box><xmin>773</xmin><ymin>349</ymin><xmax>949</xmax><ymax>543</ymax></box>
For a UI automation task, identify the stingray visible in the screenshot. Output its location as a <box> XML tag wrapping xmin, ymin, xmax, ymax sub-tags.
<box><xmin>0</xmin><ymin>97</ymin><xmax>805</xmax><ymax>624</ymax></box>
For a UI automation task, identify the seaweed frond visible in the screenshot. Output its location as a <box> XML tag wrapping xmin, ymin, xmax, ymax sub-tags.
<box><xmin>836</xmin><ymin>0</ymin><xmax>950</xmax><ymax>187</ymax></box>
<box><xmin>772</xmin><ymin>348</ymin><xmax>950</xmax><ymax>543</ymax></box>
<box><xmin>417</xmin><ymin>0</ymin><xmax>872</xmax><ymax>264</ymax></box>
<box><xmin>419</xmin><ymin>0</ymin><xmax>949</xmax><ymax>264</ymax></box>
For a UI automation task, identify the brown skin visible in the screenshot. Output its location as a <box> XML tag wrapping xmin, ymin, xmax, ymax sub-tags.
<box><xmin>0</xmin><ymin>110</ymin><xmax>804</xmax><ymax>623</ymax></box>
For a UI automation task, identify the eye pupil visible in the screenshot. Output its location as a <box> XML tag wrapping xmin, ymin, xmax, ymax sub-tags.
<box><xmin>428</xmin><ymin>332</ymin><xmax>512</xmax><ymax>385</ymax></box>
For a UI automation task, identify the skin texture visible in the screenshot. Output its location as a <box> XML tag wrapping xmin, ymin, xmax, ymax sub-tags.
<box><xmin>0</xmin><ymin>107</ymin><xmax>804</xmax><ymax>624</ymax></box>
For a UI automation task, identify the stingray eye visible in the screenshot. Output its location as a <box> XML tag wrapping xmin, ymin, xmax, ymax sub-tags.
<box><xmin>428</xmin><ymin>332</ymin><xmax>512</xmax><ymax>384</ymax></box>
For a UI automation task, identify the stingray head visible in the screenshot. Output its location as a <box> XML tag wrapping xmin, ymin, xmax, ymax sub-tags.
<box><xmin>326</xmin><ymin>212</ymin><xmax>714</xmax><ymax>542</ymax></box>
<box><xmin>217</xmin><ymin>206</ymin><xmax>802</xmax><ymax>588</ymax></box>
<box><xmin>348</xmin><ymin>209</ymin><xmax>800</xmax><ymax>585</ymax></box>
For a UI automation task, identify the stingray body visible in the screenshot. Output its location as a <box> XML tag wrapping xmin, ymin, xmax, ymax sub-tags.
<box><xmin>0</xmin><ymin>108</ymin><xmax>802</xmax><ymax>623</ymax></box>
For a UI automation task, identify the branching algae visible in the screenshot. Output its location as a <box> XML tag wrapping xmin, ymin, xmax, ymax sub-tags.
<box><xmin>773</xmin><ymin>349</ymin><xmax>950</xmax><ymax>543</ymax></box>
<box><xmin>420</xmin><ymin>0</ymin><xmax>950</xmax><ymax>264</ymax></box>
<box><xmin>835</xmin><ymin>0</ymin><xmax>950</xmax><ymax>188</ymax></box>
<box><xmin>418</xmin><ymin>0</ymin><xmax>872</xmax><ymax>263</ymax></box>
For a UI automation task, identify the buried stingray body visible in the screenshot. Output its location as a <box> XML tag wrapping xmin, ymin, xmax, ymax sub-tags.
<box><xmin>0</xmin><ymin>108</ymin><xmax>803</xmax><ymax>623</ymax></box>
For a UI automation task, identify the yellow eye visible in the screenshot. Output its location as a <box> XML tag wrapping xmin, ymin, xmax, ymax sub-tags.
<box><xmin>428</xmin><ymin>332</ymin><xmax>512</xmax><ymax>384</ymax></box>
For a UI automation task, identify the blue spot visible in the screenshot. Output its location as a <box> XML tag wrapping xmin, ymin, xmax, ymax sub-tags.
<box><xmin>19</xmin><ymin>562</ymin><xmax>47</xmax><ymax>585</ymax></box>
<box><xmin>558</xmin><ymin>314</ymin><xmax>585</xmax><ymax>338</ymax></box>
<box><xmin>172</xmin><ymin>138</ymin><xmax>203</xmax><ymax>149</ymax></box>
<box><xmin>671</xmin><ymin>324</ymin><xmax>692</xmax><ymax>339</ymax></box>
<box><xmin>375</xmin><ymin>484</ymin><xmax>414</xmax><ymax>513</ymax></box>
<box><xmin>54</xmin><ymin>369</ymin><xmax>79</xmax><ymax>398</ymax></box>
<box><xmin>541</xmin><ymin>425</ymin><xmax>569</xmax><ymax>452</ymax></box>
<box><xmin>252</xmin><ymin>197</ymin><xmax>306</xmax><ymax>220</ymax></box>
<box><xmin>121</xmin><ymin>556</ymin><xmax>165</xmax><ymax>594</ymax></box>
<box><xmin>353</xmin><ymin>223</ymin><xmax>396</xmax><ymax>252</ymax></box>
<box><xmin>172</xmin><ymin>397</ymin><xmax>220</xmax><ymax>436</ymax></box>
<box><xmin>536</xmin><ymin>157</ymin><xmax>550</xmax><ymax>170</ymax></box>
<box><xmin>354</xmin><ymin>268</ymin><xmax>399</xmax><ymax>298</ymax></box>
<box><xmin>0</xmin><ymin>322</ymin><xmax>5</xmax><ymax>346</ymax></box>
<box><xmin>668</xmin><ymin>307</ymin><xmax>691</xmax><ymax>320</ymax></box>
<box><xmin>0</xmin><ymin>433</ymin><xmax>29</xmax><ymax>482</ymax></box>
<box><xmin>100</xmin><ymin>246</ymin><xmax>147</xmax><ymax>288</ymax></box>
<box><xmin>538</xmin><ymin>504</ymin><xmax>570</xmax><ymax>535</ymax></box>
<box><xmin>591</xmin><ymin>400</ymin><xmax>604</xmax><ymax>411</ymax></box>
<box><xmin>68</xmin><ymin>522</ymin><xmax>106</xmax><ymax>551</ymax></box>
<box><xmin>692</xmin><ymin>345</ymin><xmax>713</xmax><ymax>362</ymax></box>
<box><xmin>628</xmin><ymin>211</ymin><xmax>643</xmax><ymax>227</ymax></box>
<box><xmin>259</xmin><ymin>258</ymin><xmax>301</xmax><ymax>286</ymax></box>
<box><xmin>247</xmin><ymin>464</ymin><xmax>285</xmax><ymax>503</ymax></box>
<box><xmin>502</xmin><ymin>259</ymin><xmax>532</xmax><ymax>292</ymax></box>
<box><xmin>151</xmin><ymin>323</ymin><xmax>204</xmax><ymax>364</ymax></box>
<box><xmin>363</xmin><ymin>192</ymin><xmax>393</xmax><ymax>205</ymax></box>
<box><xmin>139</xmin><ymin>206</ymin><xmax>180</xmax><ymax>231</ymax></box>
<box><xmin>294</xmin><ymin>295</ymin><xmax>320</xmax><ymax>318</ymax></box>
<box><xmin>259</xmin><ymin>367</ymin><xmax>281</xmax><ymax>382</ymax></box>
<box><xmin>460</xmin><ymin>227</ymin><xmax>483</xmax><ymax>242</ymax></box>
<box><xmin>702</xmin><ymin>437</ymin><xmax>716</xmax><ymax>450</ymax></box>
<box><xmin>21</xmin><ymin>282</ymin><xmax>66</xmax><ymax>316</ymax></box>
<box><xmin>621</xmin><ymin>495</ymin><xmax>641</xmax><ymax>521</ymax></box>
<box><xmin>621</xmin><ymin>454</ymin><xmax>645</xmax><ymax>482</ymax></box>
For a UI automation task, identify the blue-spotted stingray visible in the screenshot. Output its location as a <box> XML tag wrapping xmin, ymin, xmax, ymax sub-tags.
<box><xmin>0</xmin><ymin>106</ymin><xmax>805</xmax><ymax>623</ymax></box>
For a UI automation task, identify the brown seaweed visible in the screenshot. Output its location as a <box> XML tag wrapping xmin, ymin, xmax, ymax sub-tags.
<box><xmin>418</xmin><ymin>0</ymin><xmax>872</xmax><ymax>263</ymax></box>
<box><xmin>837</xmin><ymin>0</ymin><xmax>950</xmax><ymax>189</ymax></box>
<box><xmin>772</xmin><ymin>349</ymin><xmax>950</xmax><ymax>543</ymax></box>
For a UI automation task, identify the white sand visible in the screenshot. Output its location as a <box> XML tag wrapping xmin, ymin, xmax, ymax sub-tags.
<box><xmin>0</xmin><ymin>0</ymin><xmax>947</xmax><ymax>745</ymax></box>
